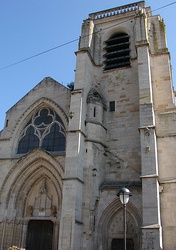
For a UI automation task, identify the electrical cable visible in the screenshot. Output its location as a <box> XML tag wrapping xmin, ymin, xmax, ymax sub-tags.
<box><xmin>0</xmin><ymin>38</ymin><xmax>79</xmax><ymax>70</ymax></box>
<box><xmin>0</xmin><ymin>1</ymin><xmax>176</xmax><ymax>71</ymax></box>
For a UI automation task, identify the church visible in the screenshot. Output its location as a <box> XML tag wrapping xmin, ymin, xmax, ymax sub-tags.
<box><xmin>0</xmin><ymin>1</ymin><xmax>176</xmax><ymax>249</ymax></box>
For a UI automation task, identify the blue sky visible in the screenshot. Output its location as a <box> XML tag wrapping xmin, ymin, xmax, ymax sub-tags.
<box><xmin>0</xmin><ymin>0</ymin><xmax>175</xmax><ymax>130</ymax></box>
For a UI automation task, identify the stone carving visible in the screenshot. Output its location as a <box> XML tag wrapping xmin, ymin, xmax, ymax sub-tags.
<box><xmin>69</xmin><ymin>111</ymin><xmax>74</xmax><ymax>119</ymax></box>
<box><xmin>40</xmin><ymin>178</ymin><xmax>47</xmax><ymax>194</ymax></box>
<box><xmin>144</xmin><ymin>127</ymin><xmax>150</xmax><ymax>136</ymax></box>
<box><xmin>87</xmin><ymin>89</ymin><xmax>102</xmax><ymax>104</ymax></box>
<box><xmin>50</xmin><ymin>205</ymin><xmax>57</xmax><ymax>217</ymax></box>
<box><xmin>87</xmin><ymin>89</ymin><xmax>106</xmax><ymax>110</ymax></box>
<box><xmin>27</xmin><ymin>205</ymin><xmax>33</xmax><ymax>216</ymax></box>
<box><xmin>109</xmin><ymin>70</ymin><xmax>127</xmax><ymax>85</ymax></box>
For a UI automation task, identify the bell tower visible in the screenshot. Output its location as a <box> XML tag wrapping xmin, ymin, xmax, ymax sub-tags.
<box><xmin>59</xmin><ymin>1</ymin><xmax>175</xmax><ymax>249</ymax></box>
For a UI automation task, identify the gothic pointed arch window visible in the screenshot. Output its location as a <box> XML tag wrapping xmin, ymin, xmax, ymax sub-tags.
<box><xmin>103</xmin><ymin>32</ymin><xmax>130</xmax><ymax>70</ymax></box>
<box><xmin>17</xmin><ymin>108</ymin><xmax>66</xmax><ymax>154</ymax></box>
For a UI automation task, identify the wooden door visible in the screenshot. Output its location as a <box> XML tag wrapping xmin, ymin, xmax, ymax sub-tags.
<box><xmin>26</xmin><ymin>220</ymin><xmax>53</xmax><ymax>250</ymax></box>
<box><xmin>111</xmin><ymin>238</ymin><xmax>134</xmax><ymax>250</ymax></box>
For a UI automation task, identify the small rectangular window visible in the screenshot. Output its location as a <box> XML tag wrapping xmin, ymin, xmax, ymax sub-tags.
<box><xmin>109</xmin><ymin>101</ymin><xmax>115</xmax><ymax>112</ymax></box>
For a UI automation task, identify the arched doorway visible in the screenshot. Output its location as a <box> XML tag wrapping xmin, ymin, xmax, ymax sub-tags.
<box><xmin>97</xmin><ymin>199</ymin><xmax>142</xmax><ymax>250</ymax></box>
<box><xmin>26</xmin><ymin>220</ymin><xmax>53</xmax><ymax>250</ymax></box>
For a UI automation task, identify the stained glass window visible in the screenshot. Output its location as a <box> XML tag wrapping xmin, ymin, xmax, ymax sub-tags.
<box><xmin>17</xmin><ymin>108</ymin><xmax>66</xmax><ymax>154</ymax></box>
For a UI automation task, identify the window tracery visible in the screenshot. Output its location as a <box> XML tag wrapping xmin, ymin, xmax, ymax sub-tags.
<box><xmin>17</xmin><ymin>108</ymin><xmax>66</xmax><ymax>154</ymax></box>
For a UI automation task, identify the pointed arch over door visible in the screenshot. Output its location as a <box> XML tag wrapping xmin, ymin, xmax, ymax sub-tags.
<box><xmin>0</xmin><ymin>149</ymin><xmax>63</xmax><ymax>210</ymax></box>
<box><xmin>0</xmin><ymin>149</ymin><xmax>63</xmax><ymax>250</ymax></box>
<box><xmin>97</xmin><ymin>199</ymin><xmax>142</xmax><ymax>250</ymax></box>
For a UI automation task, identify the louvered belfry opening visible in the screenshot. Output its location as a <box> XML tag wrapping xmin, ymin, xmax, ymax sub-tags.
<box><xmin>103</xmin><ymin>33</ymin><xmax>130</xmax><ymax>70</ymax></box>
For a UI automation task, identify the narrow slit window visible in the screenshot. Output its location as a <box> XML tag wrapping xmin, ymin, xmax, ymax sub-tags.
<box><xmin>93</xmin><ymin>107</ymin><xmax>96</xmax><ymax>117</ymax></box>
<box><xmin>6</xmin><ymin>119</ymin><xmax>9</xmax><ymax>127</ymax></box>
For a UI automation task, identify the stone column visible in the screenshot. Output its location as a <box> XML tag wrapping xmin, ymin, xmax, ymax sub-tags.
<box><xmin>136</xmin><ymin>12</ymin><xmax>162</xmax><ymax>249</ymax></box>
<box><xmin>58</xmin><ymin>89</ymin><xmax>85</xmax><ymax>250</ymax></box>
<box><xmin>0</xmin><ymin>218</ymin><xmax>7</xmax><ymax>250</ymax></box>
<box><xmin>20</xmin><ymin>219</ymin><xmax>28</xmax><ymax>249</ymax></box>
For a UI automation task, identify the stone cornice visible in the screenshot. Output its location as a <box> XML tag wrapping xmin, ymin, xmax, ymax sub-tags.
<box><xmin>62</xmin><ymin>177</ymin><xmax>84</xmax><ymax>184</ymax></box>
<box><xmin>141</xmin><ymin>224</ymin><xmax>160</xmax><ymax>229</ymax></box>
<box><xmin>140</xmin><ymin>174</ymin><xmax>158</xmax><ymax>179</ymax></box>
<box><xmin>100</xmin><ymin>181</ymin><xmax>141</xmax><ymax>190</ymax></box>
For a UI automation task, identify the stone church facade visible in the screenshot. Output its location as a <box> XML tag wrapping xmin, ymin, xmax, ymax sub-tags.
<box><xmin>0</xmin><ymin>1</ymin><xmax>176</xmax><ymax>250</ymax></box>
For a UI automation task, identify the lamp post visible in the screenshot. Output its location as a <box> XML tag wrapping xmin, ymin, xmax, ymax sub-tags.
<box><xmin>117</xmin><ymin>187</ymin><xmax>131</xmax><ymax>250</ymax></box>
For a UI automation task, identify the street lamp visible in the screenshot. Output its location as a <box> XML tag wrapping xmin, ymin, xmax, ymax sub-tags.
<box><xmin>117</xmin><ymin>187</ymin><xmax>131</xmax><ymax>250</ymax></box>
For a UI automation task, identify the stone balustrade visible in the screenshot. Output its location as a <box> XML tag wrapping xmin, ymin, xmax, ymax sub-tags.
<box><xmin>89</xmin><ymin>1</ymin><xmax>145</xmax><ymax>19</ymax></box>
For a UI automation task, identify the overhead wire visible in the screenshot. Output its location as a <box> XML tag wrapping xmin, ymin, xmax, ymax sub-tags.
<box><xmin>151</xmin><ymin>1</ymin><xmax>176</xmax><ymax>12</ymax></box>
<box><xmin>0</xmin><ymin>38</ymin><xmax>79</xmax><ymax>70</ymax></box>
<box><xmin>0</xmin><ymin>1</ymin><xmax>176</xmax><ymax>71</ymax></box>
